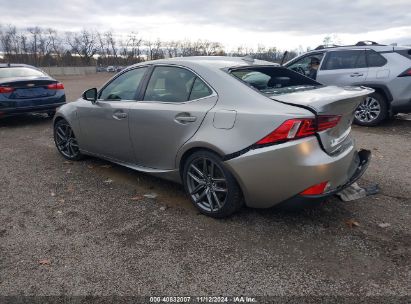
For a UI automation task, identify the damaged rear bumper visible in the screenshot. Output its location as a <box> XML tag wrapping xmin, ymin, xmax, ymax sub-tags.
<box><xmin>224</xmin><ymin>135</ymin><xmax>371</xmax><ymax>208</ymax></box>
<box><xmin>277</xmin><ymin>149</ymin><xmax>371</xmax><ymax>208</ymax></box>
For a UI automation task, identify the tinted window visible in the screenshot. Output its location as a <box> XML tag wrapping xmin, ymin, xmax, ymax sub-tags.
<box><xmin>0</xmin><ymin>67</ymin><xmax>46</xmax><ymax>78</ymax></box>
<box><xmin>322</xmin><ymin>50</ymin><xmax>367</xmax><ymax>70</ymax></box>
<box><xmin>189</xmin><ymin>78</ymin><xmax>213</xmax><ymax>100</ymax></box>
<box><xmin>100</xmin><ymin>67</ymin><xmax>147</xmax><ymax>100</ymax></box>
<box><xmin>144</xmin><ymin>66</ymin><xmax>198</xmax><ymax>102</ymax></box>
<box><xmin>287</xmin><ymin>53</ymin><xmax>324</xmax><ymax>77</ymax></box>
<box><xmin>366</xmin><ymin>50</ymin><xmax>387</xmax><ymax>67</ymax></box>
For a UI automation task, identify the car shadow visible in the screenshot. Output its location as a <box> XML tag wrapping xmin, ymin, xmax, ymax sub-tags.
<box><xmin>0</xmin><ymin>113</ymin><xmax>53</xmax><ymax>128</ymax></box>
<box><xmin>227</xmin><ymin>197</ymin><xmax>356</xmax><ymax>231</ymax></box>
<box><xmin>81</xmin><ymin>153</ymin><xmax>361</xmax><ymax>225</ymax></box>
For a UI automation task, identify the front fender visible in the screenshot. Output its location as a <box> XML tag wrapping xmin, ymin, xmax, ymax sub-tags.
<box><xmin>53</xmin><ymin>102</ymin><xmax>81</xmax><ymax>145</ymax></box>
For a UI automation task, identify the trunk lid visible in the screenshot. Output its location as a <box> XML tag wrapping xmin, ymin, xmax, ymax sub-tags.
<box><xmin>270</xmin><ymin>85</ymin><xmax>374</xmax><ymax>154</ymax></box>
<box><xmin>1</xmin><ymin>77</ymin><xmax>57</xmax><ymax>99</ymax></box>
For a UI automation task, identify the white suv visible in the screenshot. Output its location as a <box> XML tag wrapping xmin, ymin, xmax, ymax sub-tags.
<box><xmin>285</xmin><ymin>41</ymin><xmax>411</xmax><ymax>126</ymax></box>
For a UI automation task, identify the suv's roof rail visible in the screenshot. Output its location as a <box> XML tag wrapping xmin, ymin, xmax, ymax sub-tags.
<box><xmin>355</xmin><ymin>40</ymin><xmax>385</xmax><ymax>46</ymax></box>
<box><xmin>314</xmin><ymin>41</ymin><xmax>387</xmax><ymax>51</ymax></box>
<box><xmin>314</xmin><ymin>44</ymin><xmax>341</xmax><ymax>50</ymax></box>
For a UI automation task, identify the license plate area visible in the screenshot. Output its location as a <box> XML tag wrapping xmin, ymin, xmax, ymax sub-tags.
<box><xmin>15</xmin><ymin>88</ymin><xmax>48</xmax><ymax>98</ymax></box>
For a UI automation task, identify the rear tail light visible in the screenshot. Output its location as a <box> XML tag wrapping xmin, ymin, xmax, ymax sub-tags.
<box><xmin>0</xmin><ymin>86</ymin><xmax>14</xmax><ymax>94</ymax></box>
<box><xmin>300</xmin><ymin>181</ymin><xmax>330</xmax><ymax>196</ymax></box>
<box><xmin>47</xmin><ymin>82</ymin><xmax>64</xmax><ymax>90</ymax></box>
<box><xmin>398</xmin><ymin>68</ymin><xmax>411</xmax><ymax>77</ymax></box>
<box><xmin>255</xmin><ymin>115</ymin><xmax>341</xmax><ymax>146</ymax></box>
<box><xmin>317</xmin><ymin>115</ymin><xmax>341</xmax><ymax>131</ymax></box>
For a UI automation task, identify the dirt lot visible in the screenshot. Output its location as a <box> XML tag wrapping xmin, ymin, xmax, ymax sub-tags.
<box><xmin>0</xmin><ymin>73</ymin><xmax>410</xmax><ymax>298</ymax></box>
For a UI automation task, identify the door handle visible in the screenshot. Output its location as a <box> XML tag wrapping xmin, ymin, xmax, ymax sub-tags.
<box><xmin>175</xmin><ymin>113</ymin><xmax>197</xmax><ymax>124</ymax></box>
<box><xmin>350</xmin><ymin>73</ymin><xmax>364</xmax><ymax>77</ymax></box>
<box><xmin>113</xmin><ymin>112</ymin><xmax>128</xmax><ymax>120</ymax></box>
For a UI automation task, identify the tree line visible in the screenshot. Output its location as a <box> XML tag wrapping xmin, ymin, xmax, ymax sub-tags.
<box><xmin>0</xmin><ymin>25</ymin><xmax>300</xmax><ymax>67</ymax></box>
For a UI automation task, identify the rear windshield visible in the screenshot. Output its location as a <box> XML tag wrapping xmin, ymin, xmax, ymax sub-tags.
<box><xmin>0</xmin><ymin>67</ymin><xmax>46</xmax><ymax>78</ymax></box>
<box><xmin>230</xmin><ymin>66</ymin><xmax>320</xmax><ymax>96</ymax></box>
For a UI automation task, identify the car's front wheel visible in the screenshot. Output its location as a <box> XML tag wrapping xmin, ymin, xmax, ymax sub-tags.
<box><xmin>354</xmin><ymin>92</ymin><xmax>388</xmax><ymax>126</ymax></box>
<box><xmin>183</xmin><ymin>150</ymin><xmax>243</xmax><ymax>218</ymax></box>
<box><xmin>54</xmin><ymin>119</ymin><xmax>83</xmax><ymax>161</ymax></box>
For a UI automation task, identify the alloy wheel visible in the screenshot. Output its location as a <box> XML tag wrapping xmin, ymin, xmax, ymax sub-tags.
<box><xmin>355</xmin><ymin>97</ymin><xmax>381</xmax><ymax>123</ymax></box>
<box><xmin>55</xmin><ymin>122</ymin><xmax>80</xmax><ymax>159</ymax></box>
<box><xmin>186</xmin><ymin>157</ymin><xmax>228</xmax><ymax>213</ymax></box>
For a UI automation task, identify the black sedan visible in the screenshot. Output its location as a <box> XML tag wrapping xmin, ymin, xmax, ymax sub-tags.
<box><xmin>0</xmin><ymin>64</ymin><xmax>66</xmax><ymax>118</ymax></box>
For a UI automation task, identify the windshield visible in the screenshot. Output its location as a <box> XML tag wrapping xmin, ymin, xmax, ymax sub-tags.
<box><xmin>0</xmin><ymin>67</ymin><xmax>46</xmax><ymax>78</ymax></box>
<box><xmin>230</xmin><ymin>66</ymin><xmax>320</xmax><ymax>96</ymax></box>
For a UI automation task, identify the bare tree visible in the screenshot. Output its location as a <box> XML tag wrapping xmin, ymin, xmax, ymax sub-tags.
<box><xmin>66</xmin><ymin>30</ymin><xmax>98</xmax><ymax>64</ymax></box>
<box><xmin>126</xmin><ymin>32</ymin><xmax>143</xmax><ymax>61</ymax></box>
<box><xmin>27</xmin><ymin>26</ymin><xmax>41</xmax><ymax>65</ymax></box>
<box><xmin>0</xmin><ymin>23</ymin><xmax>297</xmax><ymax>66</ymax></box>
<box><xmin>0</xmin><ymin>25</ymin><xmax>15</xmax><ymax>58</ymax></box>
<box><xmin>104</xmin><ymin>31</ymin><xmax>117</xmax><ymax>64</ymax></box>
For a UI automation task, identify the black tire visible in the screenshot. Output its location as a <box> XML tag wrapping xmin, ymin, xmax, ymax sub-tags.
<box><xmin>183</xmin><ymin>150</ymin><xmax>243</xmax><ymax>218</ymax></box>
<box><xmin>53</xmin><ymin>119</ymin><xmax>84</xmax><ymax>161</ymax></box>
<box><xmin>354</xmin><ymin>92</ymin><xmax>388</xmax><ymax>126</ymax></box>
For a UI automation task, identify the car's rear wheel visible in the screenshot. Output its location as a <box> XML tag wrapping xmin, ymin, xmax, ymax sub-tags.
<box><xmin>354</xmin><ymin>92</ymin><xmax>388</xmax><ymax>126</ymax></box>
<box><xmin>54</xmin><ymin>119</ymin><xmax>83</xmax><ymax>160</ymax></box>
<box><xmin>183</xmin><ymin>150</ymin><xmax>243</xmax><ymax>218</ymax></box>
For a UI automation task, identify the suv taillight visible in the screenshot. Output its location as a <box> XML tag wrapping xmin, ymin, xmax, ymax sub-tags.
<box><xmin>398</xmin><ymin>68</ymin><xmax>411</xmax><ymax>77</ymax></box>
<box><xmin>0</xmin><ymin>86</ymin><xmax>14</xmax><ymax>94</ymax></box>
<box><xmin>255</xmin><ymin>115</ymin><xmax>341</xmax><ymax>146</ymax></box>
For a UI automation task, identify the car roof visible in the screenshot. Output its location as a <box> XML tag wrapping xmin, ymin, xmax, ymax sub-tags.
<box><xmin>131</xmin><ymin>56</ymin><xmax>279</xmax><ymax>70</ymax></box>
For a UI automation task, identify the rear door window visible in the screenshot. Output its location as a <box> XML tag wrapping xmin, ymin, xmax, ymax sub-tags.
<box><xmin>189</xmin><ymin>77</ymin><xmax>213</xmax><ymax>100</ymax></box>
<box><xmin>366</xmin><ymin>50</ymin><xmax>387</xmax><ymax>67</ymax></box>
<box><xmin>144</xmin><ymin>66</ymin><xmax>212</xmax><ymax>102</ymax></box>
<box><xmin>322</xmin><ymin>50</ymin><xmax>367</xmax><ymax>70</ymax></box>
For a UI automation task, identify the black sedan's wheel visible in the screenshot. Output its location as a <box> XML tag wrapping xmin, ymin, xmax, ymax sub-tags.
<box><xmin>183</xmin><ymin>151</ymin><xmax>243</xmax><ymax>218</ymax></box>
<box><xmin>54</xmin><ymin>119</ymin><xmax>83</xmax><ymax>160</ymax></box>
<box><xmin>354</xmin><ymin>92</ymin><xmax>388</xmax><ymax>126</ymax></box>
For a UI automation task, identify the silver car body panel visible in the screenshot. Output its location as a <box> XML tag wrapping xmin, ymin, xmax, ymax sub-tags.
<box><xmin>76</xmin><ymin>99</ymin><xmax>136</xmax><ymax>163</ymax></box>
<box><xmin>225</xmin><ymin>135</ymin><xmax>359</xmax><ymax>208</ymax></box>
<box><xmin>55</xmin><ymin>56</ymin><xmax>372</xmax><ymax>208</ymax></box>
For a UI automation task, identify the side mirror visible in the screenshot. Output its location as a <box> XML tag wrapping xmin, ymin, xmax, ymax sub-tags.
<box><xmin>82</xmin><ymin>88</ymin><xmax>98</xmax><ymax>103</ymax></box>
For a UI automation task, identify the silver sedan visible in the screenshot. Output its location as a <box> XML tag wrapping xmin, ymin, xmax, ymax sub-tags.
<box><xmin>53</xmin><ymin>56</ymin><xmax>372</xmax><ymax>217</ymax></box>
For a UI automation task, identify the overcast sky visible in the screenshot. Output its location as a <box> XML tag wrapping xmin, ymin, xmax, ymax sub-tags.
<box><xmin>1</xmin><ymin>0</ymin><xmax>411</xmax><ymax>50</ymax></box>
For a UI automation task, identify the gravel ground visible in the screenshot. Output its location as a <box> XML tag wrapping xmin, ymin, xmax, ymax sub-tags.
<box><xmin>0</xmin><ymin>73</ymin><xmax>410</xmax><ymax>297</ymax></box>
